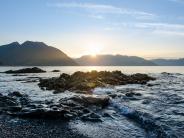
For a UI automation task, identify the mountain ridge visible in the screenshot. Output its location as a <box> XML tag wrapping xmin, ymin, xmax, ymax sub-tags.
<box><xmin>151</xmin><ymin>58</ymin><xmax>184</xmax><ymax>66</ymax></box>
<box><xmin>75</xmin><ymin>54</ymin><xmax>156</xmax><ymax>66</ymax></box>
<box><xmin>1</xmin><ymin>41</ymin><xmax>184</xmax><ymax>66</ymax></box>
<box><xmin>0</xmin><ymin>41</ymin><xmax>77</xmax><ymax>66</ymax></box>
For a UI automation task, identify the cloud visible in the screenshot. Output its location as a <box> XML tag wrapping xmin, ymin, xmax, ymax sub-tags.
<box><xmin>47</xmin><ymin>2</ymin><xmax>156</xmax><ymax>20</ymax></box>
<box><xmin>145</xmin><ymin>23</ymin><xmax>184</xmax><ymax>36</ymax></box>
<box><xmin>153</xmin><ymin>30</ymin><xmax>184</xmax><ymax>36</ymax></box>
<box><xmin>105</xmin><ymin>22</ymin><xmax>184</xmax><ymax>36</ymax></box>
<box><xmin>135</xmin><ymin>22</ymin><xmax>184</xmax><ymax>30</ymax></box>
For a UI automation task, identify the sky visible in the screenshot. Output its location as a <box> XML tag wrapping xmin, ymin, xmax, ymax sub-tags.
<box><xmin>0</xmin><ymin>0</ymin><xmax>184</xmax><ymax>59</ymax></box>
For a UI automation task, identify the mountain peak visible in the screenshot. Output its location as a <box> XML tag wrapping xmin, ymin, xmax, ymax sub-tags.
<box><xmin>10</xmin><ymin>41</ymin><xmax>20</xmax><ymax>46</ymax></box>
<box><xmin>21</xmin><ymin>41</ymin><xmax>47</xmax><ymax>47</ymax></box>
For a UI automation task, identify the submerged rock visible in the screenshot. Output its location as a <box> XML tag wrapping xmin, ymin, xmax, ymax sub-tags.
<box><xmin>5</xmin><ymin>67</ymin><xmax>46</xmax><ymax>74</ymax></box>
<box><xmin>52</xmin><ymin>70</ymin><xmax>60</xmax><ymax>72</ymax></box>
<box><xmin>8</xmin><ymin>91</ymin><xmax>23</xmax><ymax>97</ymax></box>
<box><xmin>38</xmin><ymin>71</ymin><xmax>155</xmax><ymax>94</ymax></box>
<box><xmin>125</xmin><ymin>92</ymin><xmax>142</xmax><ymax>97</ymax></box>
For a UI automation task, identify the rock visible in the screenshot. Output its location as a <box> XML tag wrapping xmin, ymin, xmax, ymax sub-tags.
<box><xmin>82</xmin><ymin>108</ymin><xmax>90</xmax><ymax>114</ymax></box>
<box><xmin>53</xmin><ymin>90</ymin><xmax>65</xmax><ymax>94</ymax></box>
<box><xmin>71</xmin><ymin>95</ymin><xmax>110</xmax><ymax>107</ymax></box>
<box><xmin>19</xmin><ymin>98</ymin><xmax>29</xmax><ymax>107</ymax></box>
<box><xmin>8</xmin><ymin>91</ymin><xmax>23</xmax><ymax>97</ymax></box>
<box><xmin>12</xmin><ymin>74</ymin><xmax>27</xmax><ymax>76</ymax></box>
<box><xmin>0</xmin><ymin>92</ymin><xmax>110</xmax><ymax>122</ymax></box>
<box><xmin>109</xmin><ymin>94</ymin><xmax>117</xmax><ymax>98</ymax></box>
<box><xmin>147</xmin><ymin>83</ymin><xmax>160</xmax><ymax>87</ymax></box>
<box><xmin>147</xmin><ymin>84</ymin><xmax>154</xmax><ymax>87</ymax></box>
<box><xmin>6</xmin><ymin>106</ymin><xmax>22</xmax><ymax>112</ymax></box>
<box><xmin>73</xmin><ymin>90</ymin><xmax>92</xmax><ymax>94</ymax></box>
<box><xmin>5</xmin><ymin>67</ymin><xmax>46</xmax><ymax>74</ymax></box>
<box><xmin>142</xmin><ymin>99</ymin><xmax>151</xmax><ymax>104</ymax></box>
<box><xmin>125</xmin><ymin>92</ymin><xmax>142</xmax><ymax>97</ymax></box>
<box><xmin>0</xmin><ymin>96</ymin><xmax>19</xmax><ymax>107</ymax></box>
<box><xmin>52</xmin><ymin>70</ymin><xmax>60</xmax><ymax>72</ymax></box>
<box><xmin>161</xmin><ymin>72</ymin><xmax>171</xmax><ymax>75</ymax></box>
<box><xmin>125</xmin><ymin>92</ymin><xmax>134</xmax><ymax>97</ymax></box>
<box><xmin>129</xmin><ymin>73</ymin><xmax>155</xmax><ymax>84</ymax></box>
<box><xmin>0</xmin><ymin>92</ymin><xmax>32</xmax><ymax>114</ymax></box>
<box><xmin>38</xmin><ymin>71</ymin><xmax>155</xmax><ymax>93</ymax></box>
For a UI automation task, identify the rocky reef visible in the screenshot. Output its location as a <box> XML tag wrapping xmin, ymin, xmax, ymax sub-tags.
<box><xmin>5</xmin><ymin>67</ymin><xmax>46</xmax><ymax>74</ymax></box>
<box><xmin>0</xmin><ymin>92</ymin><xmax>109</xmax><ymax>122</ymax></box>
<box><xmin>38</xmin><ymin>71</ymin><xmax>155</xmax><ymax>93</ymax></box>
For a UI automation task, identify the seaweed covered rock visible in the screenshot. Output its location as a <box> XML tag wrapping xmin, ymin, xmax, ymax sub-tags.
<box><xmin>38</xmin><ymin>70</ymin><xmax>155</xmax><ymax>93</ymax></box>
<box><xmin>5</xmin><ymin>67</ymin><xmax>46</xmax><ymax>74</ymax></box>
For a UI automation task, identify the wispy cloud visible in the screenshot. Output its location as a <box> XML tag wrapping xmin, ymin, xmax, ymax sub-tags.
<box><xmin>47</xmin><ymin>2</ymin><xmax>156</xmax><ymax>20</ymax></box>
<box><xmin>136</xmin><ymin>23</ymin><xmax>184</xmax><ymax>36</ymax></box>
<box><xmin>153</xmin><ymin>30</ymin><xmax>184</xmax><ymax>36</ymax></box>
<box><xmin>135</xmin><ymin>22</ymin><xmax>184</xmax><ymax>30</ymax></box>
<box><xmin>105</xmin><ymin>22</ymin><xmax>184</xmax><ymax>36</ymax></box>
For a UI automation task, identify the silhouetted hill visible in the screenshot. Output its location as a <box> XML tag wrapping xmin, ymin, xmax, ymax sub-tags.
<box><xmin>0</xmin><ymin>41</ymin><xmax>77</xmax><ymax>66</ymax></box>
<box><xmin>75</xmin><ymin>55</ymin><xmax>156</xmax><ymax>66</ymax></box>
<box><xmin>151</xmin><ymin>58</ymin><xmax>184</xmax><ymax>66</ymax></box>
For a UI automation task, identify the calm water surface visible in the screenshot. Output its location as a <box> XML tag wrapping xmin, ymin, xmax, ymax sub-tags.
<box><xmin>0</xmin><ymin>66</ymin><xmax>184</xmax><ymax>74</ymax></box>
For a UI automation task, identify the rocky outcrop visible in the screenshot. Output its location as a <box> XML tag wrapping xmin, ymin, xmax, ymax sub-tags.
<box><xmin>0</xmin><ymin>92</ymin><xmax>110</xmax><ymax>122</ymax></box>
<box><xmin>5</xmin><ymin>67</ymin><xmax>46</xmax><ymax>74</ymax></box>
<box><xmin>38</xmin><ymin>71</ymin><xmax>155</xmax><ymax>93</ymax></box>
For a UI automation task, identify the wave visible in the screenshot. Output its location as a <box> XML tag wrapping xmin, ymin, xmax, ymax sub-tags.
<box><xmin>110</xmin><ymin>100</ymin><xmax>177</xmax><ymax>138</ymax></box>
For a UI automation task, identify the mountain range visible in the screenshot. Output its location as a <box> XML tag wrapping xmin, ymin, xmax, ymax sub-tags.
<box><xmin>151</xmin><ymin>58</ymin><xmax>184</xmax><ymax>66</ymax></box>
<box><xmin>75</xmin><ymin>55</ymin><xmax>156</xmax><ymax>66</ymax></box>
<box><xmin>0</xmin><ymin>41</ymin><xmax>183</xmax><ymax>66</ymax></box>
<box><xmin>0</xmin><ymin>41</ymin><xmax>77</xmax><ymax>66</ymax></box>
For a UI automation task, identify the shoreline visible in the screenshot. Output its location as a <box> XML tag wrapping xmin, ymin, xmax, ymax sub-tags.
<box><xmin>0</xmin><ymin>67</ymin><xmax>184</xmax><ymax>137</ymax></box>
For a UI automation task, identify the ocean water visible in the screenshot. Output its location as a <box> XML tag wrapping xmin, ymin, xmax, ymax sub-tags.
<box><xmin>0</xmin><ymin>66</ymin><xmax>184</xmax><ymax>138</ymax></box>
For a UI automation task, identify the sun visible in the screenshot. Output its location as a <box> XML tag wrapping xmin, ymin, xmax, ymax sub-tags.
<box><xmin>87</xmin><ymin>44</ymin><xmax>103</xmax><ymax>57</ymax></box>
